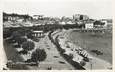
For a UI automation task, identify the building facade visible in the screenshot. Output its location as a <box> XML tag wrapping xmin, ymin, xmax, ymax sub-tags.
<box><xmin>73</xmin><ymin>14</ymin><xmax>89</xmax><ymax>21</ymax></box>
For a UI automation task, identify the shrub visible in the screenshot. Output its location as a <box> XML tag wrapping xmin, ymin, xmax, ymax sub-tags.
<box><xmin>32</xmin><ymin>37</ymin><xmax>40</xmax><ymax>42</ymax></box>
<box><xmin>26</xmin><ymin>30</ymin><xmax>33</xmax><ymax>39</ymax></box>
<box><xmin>22</xmin><ymin>41</ymin><xmax>35</xmax><ymax>51</ymax></box>
<box><xmin>18</xmin><ymin>50</ymin><xmax>28</xmax><ymax>54</ymax></box>
<box><xmin>83</xmin><ymin>57</ymin><xmax>89</xmax><ymax>62</ymax></box>
<box><xmin>91</xmin><ymin>50</ymin><xmax>103</xmax><ymax>56</ymax></box>
<box><xmin>11</xmin><ymin>31</ymin><xmax>23</xmax><ymax>42</ymax></box>
<box><xmin>31</xmin><ymin>48</ymin><xmax>47</xmax><ymax>62</ymax></box>
<box><xmin>17</xmin><ymin>38</ymin><xmax>27</xmax><ymax>46</ymax></box>
<box><xmin>80</xmin><ymin>60</ymin><xmax>86</xmax><ymax>66</ymax></box>
<box><xmin>60</xmin><ymin>49</ymin><xmax>65</xmax><ymax>54</ymax></box>
<box><xmin>58</xmin><ymin>61</ymin><xmax>65</xmax><ymax>64</ymax></box>
<box><xmin>3</xmin><ymin>29</ymin><xmax>13</xmax><ymax>39</ymax></box>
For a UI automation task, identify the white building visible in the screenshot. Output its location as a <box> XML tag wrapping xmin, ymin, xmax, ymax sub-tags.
<box><xmin>33</xmin><ymin>15</ymin><xmax>44</xmax><ymax>20</ymax></box>
<box><xmin>60</xmin><ymin>21</ymin><xmax>66</xmax><ymax>25</ymax></box>
<box><xmin>16</xmin><ymin>19</ymin><xmax>24</xmax><ymax>22</ymax></box>
<box><xmin>85</xmin><ymin>22</ymin><xmax>94</xmax><ymax>29</ymax></box>
<box><xmin>23</xmin><ymin>21</ymin><xmax>33</xmax><ymax>27</ymax></box>
<box><xmin>32</xmin><ymin>31</ymin><xmax>44</xmax><ymax>38</ymax></box>
<box><xmin>73</xmin><ymin>14</ymin><xmax>89</xmax><ymax>21</ymax></box>
<box><xmin>67</xmin><ymin>21</ymin><xmax>75</xmax><ymax>25</ymax></box>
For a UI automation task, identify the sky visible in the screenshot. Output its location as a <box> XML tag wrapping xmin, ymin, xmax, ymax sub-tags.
<box><xmin>2</xmin><ymin>0</ymin><xmax>113</xmax><ymax>19</ymax></box>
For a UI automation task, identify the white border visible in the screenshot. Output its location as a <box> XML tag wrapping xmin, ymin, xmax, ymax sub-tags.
<box><xmin>0</xmin><ymin>0</ymin><xmax>114</xmax><ymax>72</ymax></box>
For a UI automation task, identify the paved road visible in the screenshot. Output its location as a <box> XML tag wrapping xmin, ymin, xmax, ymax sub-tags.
<box><xmin>34</xmin><ymin>33</ymin><xmax>75</xmax><ymax>70</ymax></box>
<box><xmin>3</xmin><ymin>31</ymin><xmax>75</xmax><ymax>70</ymax></box>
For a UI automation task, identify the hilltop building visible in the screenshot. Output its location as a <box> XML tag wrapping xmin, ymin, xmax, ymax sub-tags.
<box><xmin>73</xmin><ymin>14</ymin><xmax>89</xmax><ymax>21</ymax></box>
<box><xmin>33</xmin><ymin>15</ymin><xmax>44</xmax><ymax>20</ymax></box>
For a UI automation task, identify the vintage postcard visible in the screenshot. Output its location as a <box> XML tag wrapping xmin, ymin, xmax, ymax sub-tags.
<box><xmin>0</xmin><ymin>0</ymin><xmax>114</xmax><ymax>71</ymax></box>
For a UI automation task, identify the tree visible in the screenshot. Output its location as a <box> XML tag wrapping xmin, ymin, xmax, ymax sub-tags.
<box><xmin>17</xmin><ymin>38</ymin><xmax>27</xmax><ymax>46</ymax></box>
<box><xmin>11</xmin><ymin>30</ymin><xmax>27</xmax><ymax>44</ymax></box>
<box><xmin>13</xmin><ymin>37</ymin><xmax>27</xmax><ymax>48</ymax></box>
<box><xmin>31</xmin><ymin>48</ymin><xmax>47</xmax><ymax>62</ymax></box>
<box><xmin>94</xmin><ymin>20</ymin><xmax>104</xmax><ymax>25</ymax></box>
<box><xmin>11</xmin><ymin>31</ymin><xmax>22</xmax><ymax>43</ymax></box>
<box><xmin>3</xmin><ymin>29</ymin><xmax>13</xmax><ymax>39</ymax></box>
<box><xmin>80</xmin><ymin>15</ymin><xmax>83</xmax><ymax>20</ymax></box>
<box><xmin>91</xmin><ymin>50</ymin><xmax>103</xmax><ymax>56</ymax></box>
<box><xmin>80</xmin><ymin>60</ymin><xmax>86</xmax><ymax>66</ymax></box>
<box><xmin>26</xmin><ymin>30</ymin><xmax>33</xmax><ymax>39</ymax></box>
<box><xmin>22</xmin><ymin>41</ymin><xmax>35</xmax><ymax>51</ymax></box>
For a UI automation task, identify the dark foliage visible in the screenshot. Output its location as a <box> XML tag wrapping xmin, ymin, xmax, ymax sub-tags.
<box><xmin>83</xmin><ymin>57</ymin><xmax>89</xmax><ymax>62</ymax></box>
<box><xmin>94</xmin><ymin>20</ymin><xmax>105</xmax><ymax>25</ymax></box>
<box><xmin>3</xmin><ymin>29</ymin><xmax>13</xmax><ymax>39</ymax></box>
<box><xmin>31</xmin><ymin>49</ymin><xmax>47</xmax><ymax>62</ymax></box>
<box><xmin>22</xmin><ymin>41</ymin><xmax>35</xmax><ymax>51</ymax></box>
<box><xmin>3</xmin><ymin>12</ymin><xmax>32</xmax><ymax>22</ymax></box>
<box><xmin>80</xmin><ymin>60</ymin><xmax>86</xmax><ymax>66</ymax></box>
<box><xmin>32</xmin><ymin>37</ymin><xmax>40</xmax><ymax>42</ymax></box>
<box><xmin>58</xmin><ymin>61</ymin><xmax>65</xmax><ymax>64</ymax></box>
<box><xmin>26</xmin><ymin>30</ymin><xmax>33</xmax><ymax>39</ymax></box>
<box><xmin>18</xmin><ymin>38</ymin><xmax>27</xmax><ymax>45</ymax></box>
<box><xmin>11</xmin><ymin>31</ymin><xmax>23</xmax><ymax>42</ymax></box>
<box><xmin>13</xmin><ymin>44</ymin><xmax>21</xmax><ymax>48</ymax></box>
<box><xmin>91</xmin><ymin>50</ymin><xmax>103</xmax><ymax>56</ymax></box>
<box><xmin>18</xmin><ymin>50</ymin><xmax>28</xmax><ymax>54</ymax></box>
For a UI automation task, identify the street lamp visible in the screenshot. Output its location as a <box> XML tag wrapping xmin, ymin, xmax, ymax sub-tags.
<box><xmin>89</xmin><ymin>58</ymin><xmax>93</xmax><ymax>70</ymax></box>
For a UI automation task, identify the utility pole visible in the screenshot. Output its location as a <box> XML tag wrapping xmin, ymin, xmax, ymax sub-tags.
<box><xmin>89</xmin><ymin>58</ymin><xmax>93</xmax><ymax>70</ymax></box>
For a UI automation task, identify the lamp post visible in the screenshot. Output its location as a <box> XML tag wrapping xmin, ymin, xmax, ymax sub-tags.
<box><xmin>89</xmin><ymin>58</ymin><xmax>93</xmax><ymax>70</ymax></box>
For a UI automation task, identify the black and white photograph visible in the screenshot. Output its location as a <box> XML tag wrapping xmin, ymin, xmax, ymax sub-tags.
<box><xmin>1</xmin><ymin>0</ymin><xmax>113</xmax><ymax>70</ymax></box>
